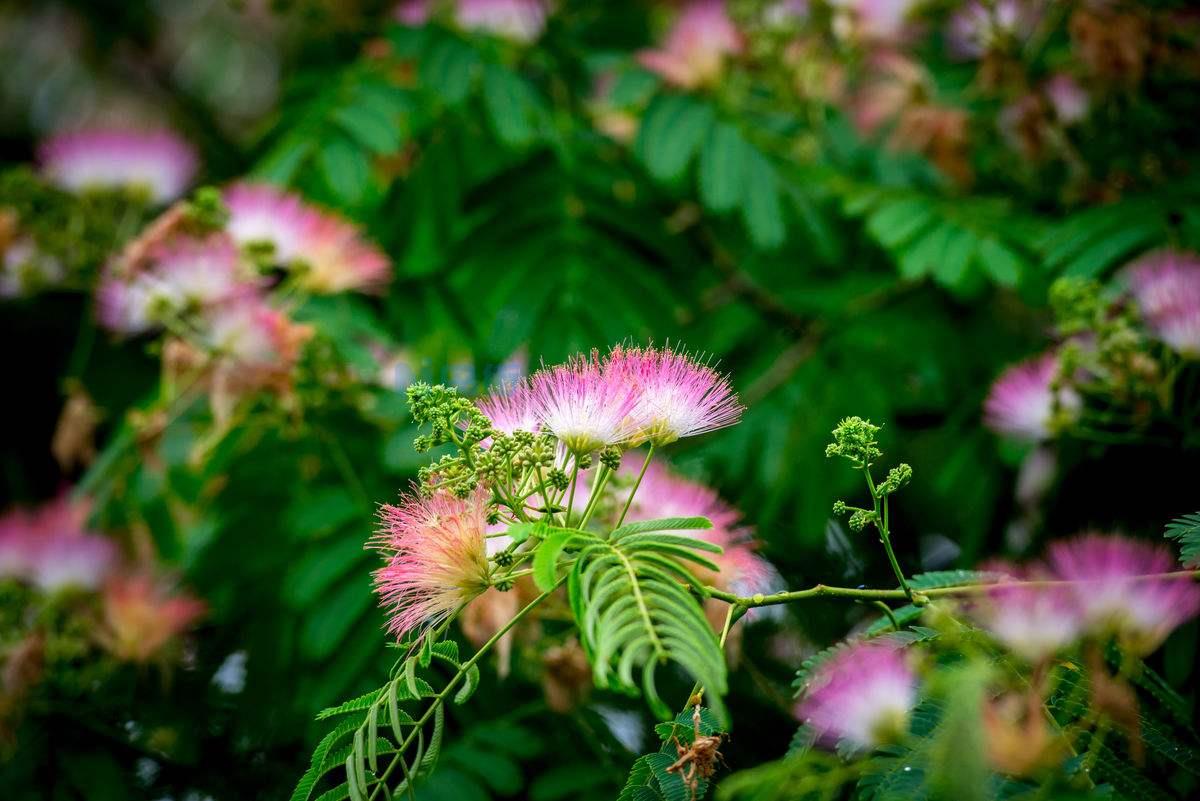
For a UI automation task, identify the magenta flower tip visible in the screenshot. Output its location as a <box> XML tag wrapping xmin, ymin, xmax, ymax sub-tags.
<box><xmin>1124</xmin><ymin>250</ymin><xmax>1200</xmax><ymax>358</ymax></box>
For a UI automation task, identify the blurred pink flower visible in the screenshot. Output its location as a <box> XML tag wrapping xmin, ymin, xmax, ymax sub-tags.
<box><xmin>199</xmin><ymin>295</ymin><xmax>311</xmax><ymax>382</ymax></box>
<box><xmin>0</xmin><ymin>495</ymin><xmax>117</xmax><ymax>592</ymax></box>
<box><xmin>795</xmin><ymin>641</ymin><xmax>917</xmax><ymax>750</ymax></box>
<box><xmin>0</xmin><ymin>237</ymin><xmax>65</xmax><ymax>298</ymax></box>
<box><xmin>393</xmin><ymin>0</ymin><xmax>432</xmax><ymax>25</ymax></box>
<box><xmin>222</xmin><ymin>182</ymin><xmax>391</xmax><ymax>294</ymax></box>
<box><xmin>1047</xmin><ymin>533</ymin><xmax>1200</xmax><ymax>654</ymax></box>
<box><xmin>1124</xmin><ymin>250</ymin><xmax>1200</xmax><ymax>358</ymax></box>
<box><xmin>947</xmin><ymin>0</ymin><xmax>1040</xmax><ymax>60</ymax></box>
<box><xmin>604</xmin><ymin>344</ymin><xmax>743</xmax><ymax>446</ymax></box>
<box><xmin>637</xmin><ymin>0</ymin><xmax>743</xmax><ymax>89</ymax></box>
<box><xmin>984</xmin><ymin>352</ymin><xmax>1080</xmax><ymax>442</ymax></box>
<box><xmin>97</xmin><ymin>235</ymin><xmax>249</xmax><ymax>335</ymax></box>
<box><xmin>622</xmin><ymin>456</ymin><xmax>782</xmax><ymax>614</ymax></box>
<box><xmin>1044</xmin><ymin>73</ymin><xmax>1089</xmax><ymax>125</ymax></box>
<box><xmin>528</xmin><ymin>350</ymin><xmax>638</xmax><ymax>454</ymax></box>
<box><xmin>371</xmin><ymin>487</ymin><xmax>492</xmax><ymax>640</ymax></box>
<box><xmin>97</xmin><ymin>574</ymin><xmax>206</xmax><ymax>663</ymax></box>
<box><xmin>455</xmin><ymin>0</ymin><xmax>547</xmax><ymax>43</ymax></box>
<box><xmin>37</xmin><ymin>129</ymin><xmax>198</xmax><ymax>204</ymax></box>
<box><xmin>973</xmin><ymin>563</ymin><xmax>1082</xmax><ymax>662</ymax></box>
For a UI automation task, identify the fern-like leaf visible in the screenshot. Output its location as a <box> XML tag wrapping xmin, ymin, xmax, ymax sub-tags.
<box><xmin>1164</xmin><ymin>511</ymin><xmax>1200</xmax><ymax>567</ymax></box>
<box><xmin>567</xmin><ymin>528</ymin><xmax>729</xmax><ymax>723</ymax></box>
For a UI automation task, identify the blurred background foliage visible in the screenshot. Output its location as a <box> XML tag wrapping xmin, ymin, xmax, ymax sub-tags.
<box><xmin>2</xmin><ymin>0</ymin><xmax>1199</xmax><ymax>799</ymax></box>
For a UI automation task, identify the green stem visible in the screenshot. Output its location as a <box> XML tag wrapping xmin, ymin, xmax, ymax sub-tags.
<box><xmin>576</xmin><ymin>464</ymin><xmax>611</xmax><ymax>530</ymax></box>
<box><xmin>702</xmin><ymin>570</ymin><xmax>1200</xmax><ymax>609</ymax></box>
<box><xmin>864</xmin><ymin>467</ymin><xmax>914</xmax><ymax>603</ymax></box>
<box><xmin>615</xmin><ymin>444</ymin><xmax>655</xmax><ymax>528</ymax></box>
<box><xmin>367</xmin><ymin>574</ymin><xmax>567</xmax><ymax>799</ymax></box>
<box><xmin>564</xmin><ymin>461</ymin><xmax>580</xmax><ymax>528</ymax></box>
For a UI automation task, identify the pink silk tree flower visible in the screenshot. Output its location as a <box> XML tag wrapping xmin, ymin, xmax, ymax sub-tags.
<box><xmin>476</xmin><ymin>382</ymin><xmax>542</xmax><ymax>436</ymax></box>
<box><xmin>0</xmin><ymin>495</ymin><xmax>118</xmax><ymax>592</ymax></box>
<box><xmin>222</xmin><ymin>182</ymin><xmax>391</xmax><ymax>294</ymax></box>
<box><xmin>455</xmin><ymin>0</ymin><xmax>547</xmax><ymax>43</ymax></box>
<box><xmin>1046</xmin><ymin>533</ymin><xmax>1200</xmax><ymax>655</ymax></box>
<box><xmin>0</xmin><ymin>237</ymin><xmax>65</xmax><ymax>298</ymax></box>
<box><xmin>371</xmin><ymin>487</ymin><xmax>493</xmax><ymax>640</ymax></box>
<box><xmin>529</xmin><ymin>351</ymin><xmax>639</xmax><ymax>455</ymax></box>
<box><xmin>604</xmin><ymin>345</ymin><xmax>743</xmax><ymax>446</ymax></box>
<box><xmin>947</xmin><ymin>0</ymin><xmax>1040</xmax><ymax>60</ymax></box>
<box><xmin>972</xmin><ymin>564</ymin><xmax>1083</xmax><ymax>663</ymax></box>
<box><xmin>984</xmin><ymin>352</ymin><xmax>1080</xmax><ymax>442</ymax></box>
<box><xmin>96</xmin><ymin>234</ymin><xmax>249</xmax><ymax>335</ymax></box>
<box><xmin>199</xmin><ymin>296</ymin><xmax>312</xmax><ymax>386</ymax></box>
<box><xmin>97</xmin><ymin>574</ymin><xmax>206</xmax><ymax>663</ymax></box>
<box><xmin>393</xmin><ymin>0</ymin><xmax>432</xmax><ymax>25</ymax></box>
<box><xmin>1044</xmin><ymin>74</ymin><xmax>1089</xmax><ymax>125</ymax></box>
<box><xmin>637</xmin><ymin>0</ymin><xmax>743</xmax><ymax>89</ymax></box>
<box><xmin>1124</xmin><ymin>250</ymin><xmax>1200</xmax><ymax>358</ymax></box>
<box><xmin>796</xmin><ymin>641</ymin><xmax>918</xmax><ymax>751</ymax></box>
<box><xmin>38</xmin><ymin>129</ymin><xmax>198</xmax><ymax>204</ymax></box>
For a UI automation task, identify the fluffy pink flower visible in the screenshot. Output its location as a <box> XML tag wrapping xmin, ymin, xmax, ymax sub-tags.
<box><xmin>1047</xmin><ymin>534</ymin><xmax>1200</xmax><ymax>654</ymax></box>
<box><xmin>972</xmin><ymin>564</ymin><xmax>1083</xmax><ymax>662</ymax></box>
<box><xmin>638</xmin><ymin>0</ymin><xmax>743</xmax><ymax>89</ymax></box>
<box><xmin>796</xmin><ymin>641</ymin><xmax>917</xmax><ymax>750</ymax></box>
<box><xmin>455</xmin><ymin>0</ymin><xmax>547</xmax><ymax>43</ymax></box>
<box><xmin>604</xmin><ymin>345</ymin><xmax>743</xmax><ymax>446</ymax></box>
<box><xmin>1124</xmin><ymin>250</ymin><xmax>1200</xmax><ymax>358</ymax></box>
<box><xmin>222</xmin><ymin>182</ymin><xmax>390</xmax><ymax>294</ymax></box>
<box><xmin>38</xmin><ymin>129</ymin><xmax>198</xmax><ymax>204</ymax></box>
<box><xmin>477</xmin><ymin>382</ymin><xmax>542</xmax><ymax>436</ymax></box>
<box><xmin>97</xmin><ymin>235</ymin><xmax>249</xmax><ymax>334</ymax></box>
<box><xmin>984</xmin><ymin>352</ymin><xmax>1080</xmax><ymax>442</ymax></box>
<box><xmin>371</xmin><ymin>488</ymin><xmax>493</xmax><ymax>639</ymax></box>
<box><xmin>97</xmin><ymin>574</ymin><xmax>206</xmax><ymax>663</ymax></box>
<box><xmin>528</xmin><ymin>351</ymin><xmax>639</xmax><ymax>454</ymax></box>
<box><xmin>623</xmin><ymin>456</ymin><xmax>782</xmax><ymax>610</ymax></box>
<box><xmin>0</xmin><ymin>495</ymin><xmax>118</xmax><ymax>592</ymax></box>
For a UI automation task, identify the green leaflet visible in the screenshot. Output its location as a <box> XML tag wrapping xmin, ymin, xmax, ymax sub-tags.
<box><xmin>565</xmin><ymin>528</ymin><xmax>728</xmax><ymax>724</ymax></box>
<box><xmin>1164</xmin><ymin>511</ymin><xmax>1200</xmax><ymax>567</ymax></box>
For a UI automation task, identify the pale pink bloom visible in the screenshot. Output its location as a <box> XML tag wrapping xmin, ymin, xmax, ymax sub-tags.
<box><xmin>199</xmin><ymin>295</ymin><xmax>310</xmax><ymax>376</ymax></box>
<box><xmin>97</xmin><ymin>573</ymin><xmax>206</xmax><ymax>663</ymax></box>
<box><xmin>1044</xmin><ymin>74</ymin><xmax>1089</xmax><ymax>125</ymax></box>
<box><xmin>830</xmin><ymin>0</ymin><xmax>918</xmax><ymax>42</ymax></box>
<box><xmin>528</xmin><ymin>351</ymin><xmax>639</xmax><ymax>454</ymax></box>
<box><xmin>1015</xmin><ymin>446</ymin><xmax>1057</xmax><ymax>508</ymax></box>
<box><xmin>984</xmin><ymin>352</ymin><xmax>1081</xmax><ymax>442</ymax></box>
<box><xmin>638</xmin><ymin>0</ymin><xmax>743</xmax><ymax>89</ymax></box>
<box><xmin>796</xmin><ymin>641</ymin><xmax>917</xmax><ymax>750</ymax></box>
<box><xmin>371</xmin><ymin>487</ymin><xmax>492</xmax><ymax>639</ymax></box>
<box><xmin>1124</xmin><ymin>250</ymin><xmax>1200</xmax><ymax>358</ymax></box>
<box><xmin>97</xmin><ymin>235</ymin><xmax>248</xmax><ymax>334</ymax></box>
<box><xmin>1</xmin><ymin>237</ymin><xmax>65</xmax><ymax>297</ymax></box>
<box><xmin>973</xmin><ymin>564</ymin><xmax>1082</xmax><ymax>662</ymax></box>
<box><xmin>1047</xmin><ymin>533</ymin><xmax>1200</xmax><ymax>654</ymax></box>
<box><xmin>455</xmin><ymin>0</ymin><xmax>547</xmax><ymax>43</ymax></box>
<box><xmin>477</xmin><ymin>382</ymin><xmax>542</xmax><ymax>436</ymax></box>
<box><xmin>0</xmin><ymin>495</ymin><xmax>118</xmax><ymax>592</ymax></box>
<box><xmin>623</xmin><ymin>456</ymin><xmax>782</xmax><ymax>614</ymax></box>
<box><xmin>222</xmin><ymin>182</ymin><xmax>390</xmax><ymax>293</ymax></box>
<box><xmin>604</xmin><ymin>345</ymin><xmax>743</xmax><ymax>446</ymax></box>
<box><xmin>38</xmin><ymin>128</ymin><xmax>198</xmax><ymax>204</ymax></box>
<box><xmin>947</xmin><ymin>0</ymin><xmax>1040</xmax><ymax>60</ymax></box>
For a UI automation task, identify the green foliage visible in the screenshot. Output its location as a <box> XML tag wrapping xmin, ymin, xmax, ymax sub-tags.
<box><xmin>1164</xmin><ymin>512</ymin><xmax>1200</xmax><ymax>567</ymax></box>
<box><xmin>619</xmin><ymin>706</ymin><xmax>724</xmax><ymax>801</ymax></box>
<box><xmin>561</xmin><ymin>519</ymin><xmax>728</xmax><ymax>723</ymax></box>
